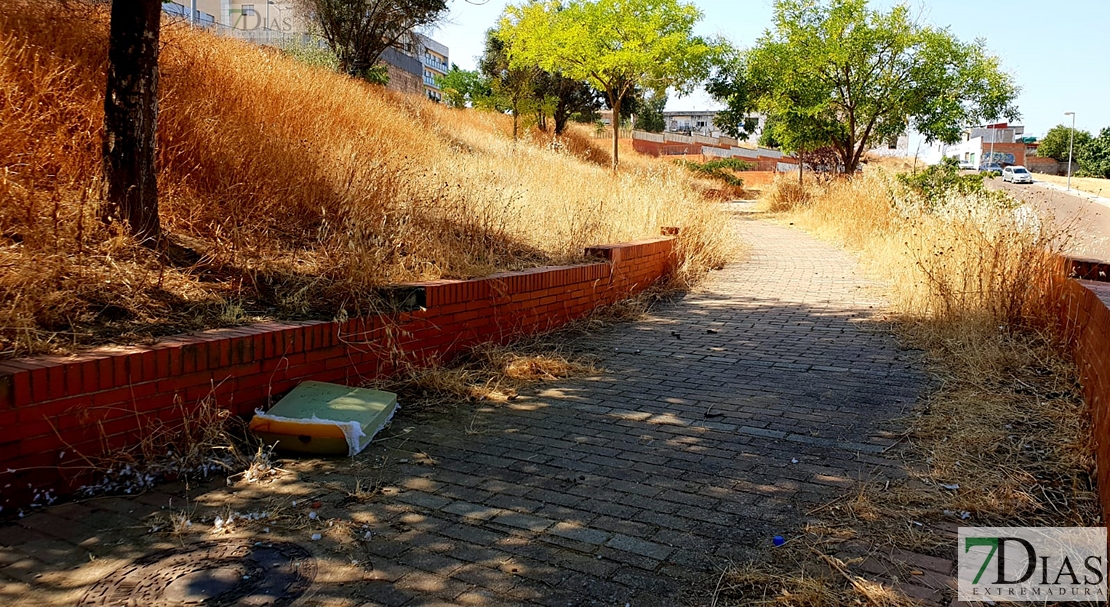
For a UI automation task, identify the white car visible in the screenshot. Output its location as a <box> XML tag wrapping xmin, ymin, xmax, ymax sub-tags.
<box><xmin>1002</xmin><ymin>165</ymin><xmax>1033</xmax><ymax>184</ymax></box>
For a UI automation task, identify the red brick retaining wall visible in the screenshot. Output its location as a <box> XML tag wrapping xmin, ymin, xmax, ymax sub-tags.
<box><xmin>1057</xmin><ymin>278</ymin><xmax>1110</xmax><ymax>520</ymax></box>
<box><xmin>0</xmin><ymin>235</ymin><xmax>676</xmax><ymax>510</ymax></box>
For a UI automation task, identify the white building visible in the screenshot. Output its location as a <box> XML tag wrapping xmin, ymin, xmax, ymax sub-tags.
<box><xmin>921</xmin><ymin>123</ymin><xmax>1027</xmax><ymax>167</ymax></box>
<box><xmin>662</xmin><ymin>111</ymin><xmax>766</xmax><ymax>140</ymax></box>
<box><xmin>868</xmin><ymin>134</ymin><xmax>911</xmax><ymax>157</ymax></box>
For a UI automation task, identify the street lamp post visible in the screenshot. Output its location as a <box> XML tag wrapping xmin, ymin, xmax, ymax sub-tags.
<box><xmin>989</xmin><ymin>127</ymin><xmax>995</xmax><ymax>168</ymax></box>
<box><xmin>1064</xmin><ymin>111</ymin><xmax>1076</xmax><ymax>191</ymax></box>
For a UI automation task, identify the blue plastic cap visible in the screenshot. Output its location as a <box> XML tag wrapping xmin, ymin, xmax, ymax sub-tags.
<box><xmin>772</xmin><ymin>535</ymin><xmax>785</xmax><ymax>547</ymax></box>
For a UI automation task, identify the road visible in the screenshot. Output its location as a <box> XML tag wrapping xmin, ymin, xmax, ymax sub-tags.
<box><xmin>987</xmin><ymin>177</ymin><xmax>1110</xmax><ymax>262</ymax></box>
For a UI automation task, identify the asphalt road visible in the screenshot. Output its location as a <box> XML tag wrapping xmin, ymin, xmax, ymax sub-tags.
<box><xmin>986</xmin><ymin>177</ymin><xmax>1110</xmax><ymax>262</ymax></box>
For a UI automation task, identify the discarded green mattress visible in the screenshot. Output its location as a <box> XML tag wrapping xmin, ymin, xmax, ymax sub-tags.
<box><xmin>249</xmin><ymin>381</ymin><xmax>398</xmax><ymax>457</ymax></box>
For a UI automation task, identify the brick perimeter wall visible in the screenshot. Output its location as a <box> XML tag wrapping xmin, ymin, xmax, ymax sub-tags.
<box><xmin>1056</xmin><ymin>278</ymin><xmax>1110</xmax><ymax>520</ymax></box>
<box><xmin>0</xmin><ymin>236</ymin><xmax>675</xmax><ymax>509</ymax></box>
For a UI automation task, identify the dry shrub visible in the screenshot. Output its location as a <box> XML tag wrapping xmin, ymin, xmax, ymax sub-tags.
<box><xmin>0</xmin><ymin>1</ymin><xmax>731</xmax><ymax>356</ymax></box>
<box><xmin>761</xmin><ymin>176</ymin><xmax>814</xmax><ymax>213</ymax></box>
<box><xmin>371</xmin><ymin>287</ymin><xmax>677</xmax><ymax>411</ymax></box>
<box><xmin>909</xmin><ymin>328</ymin><xmax>1097</xmax><ymax>525</ymax></box>
<box><xmin>794</xmin><ymin>173</ymin><xmax>1064</xmax><ymax>329</ymax></box>
<box><xmin>862</xmin><ymin>153</ymin><xmax>920</xmax><ymax>174</ymax></box>
<box><xmin>68</xmin><ymin>395</ymin><xmax>260</xmax><ymax>498</ymax></box>
<box><xmin>378</xmin><ymin>343</ymin><xmax>599</xmax><ymax>410</ymax></box>
<box><xmin>718</xmin><ymin>556</ymin><xmax>918</xmax><ymax>607</ymax></box>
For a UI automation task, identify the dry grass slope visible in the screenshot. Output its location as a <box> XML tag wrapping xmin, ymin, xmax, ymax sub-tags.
<box><xmin>0</xmin><ymin>1</ymin><xmax>734</xmax><ymax>356</ymax></box>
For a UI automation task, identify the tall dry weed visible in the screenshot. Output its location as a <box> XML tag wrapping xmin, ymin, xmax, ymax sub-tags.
<box><xmin>792</xmin><ymin>173</ymin><xmax>1065</xmax><ymax>331</ymax></box>
<box><xmin>0</xmin><ymin>1</ymin><xmax>732</xmax><ymax>356</ymax></box>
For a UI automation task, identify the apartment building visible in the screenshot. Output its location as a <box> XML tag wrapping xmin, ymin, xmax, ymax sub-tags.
<box><xmin>163</xmin><ymin>0</ymin><xmax>220</xmax><ymax>25</ymax></box>
<box><xmin>420</xmin><ymin>36</ymin><xmax>449</xmax><ymax>103</ymax></box>
<box><xmin>161</xmin><ymin>2</ymin><xmax>448</xmax><ymax>100</ymax></box>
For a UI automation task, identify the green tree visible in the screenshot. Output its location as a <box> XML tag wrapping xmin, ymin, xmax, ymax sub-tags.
<box><xmin>500</xmin><ymin>0</ymin><xmax>722</xmax><ymax>170</ymax></box>
<box><xmin>480</xmin><ymin>29</ymin><xmax>539</xmax><ymax>139</ymax></box>
<box><xmin>1077</xmin><ymin>127</ymin><xmax>1110</xmax><ymax>179</ymax></box>
<box><xmin>532</xmin><ymin>71</ymin><xmax>603</xmax><ymax>134</ymax></box>
<box><xmin>305</xmin><ymin>0</ymin><xmax>448</xmax><ymax>78</ymax></box>
<box><xmin>436</xmin><ymin>64</ymin><xmax>493</xmax><ymax>108</ymax></box>
<box><xmin>711</xmin><ymin>0</ymin><xmax>1020</xmax><ymax>175</ymax></box>
<box><xmin>637</xmin><ymin>90</ymin><xmax>668</xmax><ymax>133</ymax></box>
<box><xmin>1037</xmin><ymin>123</ymin><xmax>1091</xmax><ymax>162</ymax></box>
<box><xmin>705</xmin><ymin>51</ymin><xmax>760</xmax><ymax>140</ymax></box>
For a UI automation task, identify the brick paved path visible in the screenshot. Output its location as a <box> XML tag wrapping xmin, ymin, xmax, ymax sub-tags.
<box><xmin>0</xmin><ymin>211</ymin><xmax>929</xmax><ymax>606</ymax></box>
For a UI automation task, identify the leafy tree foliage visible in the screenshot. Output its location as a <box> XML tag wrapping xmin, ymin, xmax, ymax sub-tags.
<box><xmin>1037</xmin><ymin>123</ymin><xmax>1091</xmax><ymax>162</ymax></box>
<box><xmin>480</xmin><ymin>30</ymin><xmax>540</xmax><ymax>139</ymax></box>
<box><xmin>500</xmin><ymin>0</ymin><xmax>722</xmax><ymax>169</ymax></box>
<box><xmin>899</xmin><ymin>156</ymin><xmax>987</xmax><ymax>198</ymax></box>
<box><xmin>303</xmin><ymin>0</ymin><xmax>447</xmax><ymax>78</ymax></box>
<box><xmin>705</xmin><ymin>51</ymin><xmax>759</xmax><ymax>140</ymax></box>
<box><xmin>710</xmin><ymin>0</ymin><xmax>1020</xmax><ymax>174</ymax></box>
<box><xmin>532</xmin><ymin>71</ymin><xmax>603</xmax><ymax>134</ymax></box>
<box><xmin>1077</xmin><ymin>128</ymin><xmax>1110</xmax><ymax>179</ymax></box>
<box><xmin>436</xmin><ymin>65</ymin><xmax>493</xmax><ymax>109</ymax></box>
<box><xmin>637</xmin><ymin>91</ymin><xmax>668</xmax><ymax>133</ymax></box>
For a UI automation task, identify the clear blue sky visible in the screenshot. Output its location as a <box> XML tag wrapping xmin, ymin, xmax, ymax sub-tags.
<box><xmin>432</xmin><ymin>0</ymin><xmax>1109</xmax><ymax>139</ymax></box>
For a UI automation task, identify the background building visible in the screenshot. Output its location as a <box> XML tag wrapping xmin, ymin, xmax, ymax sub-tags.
<box><xmin>923</xmin><ymin>122</ymin><xmax>1027</xmax><ymax>168</ymax></box>
<box><xmin>161</xmin><ymin>2</ymin><xmax>448</xmax><ymax>100</ymax></box>
<box><xmin>420</xmin><ymin>35</ymin><xmax>449</xmax><ymax>102</ymax></box>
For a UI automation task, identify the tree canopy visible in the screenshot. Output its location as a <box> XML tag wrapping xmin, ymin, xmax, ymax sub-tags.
<box><xmin>1077</xmin><ymin>127</ymin><xmax>1110</xmax><ymax>179</ymax></box>
<box><xmin>480</xmin><ymin>29</ymin><xmax>540</xmax><ymax>139</ymax></box>
<box><xmin>710</xmin><ymin>0</ymin><xmax>1020</xmax><ymax>174</ymax></box>
<box><xmin>436</xmin><ymin>65</ymin><xmax>493</xmax><ymax>109</ymax></box>
<box><xmin>1037</xmin><ymin>123</ymin><xmax>1091</xmax><ymax>162</ymax></box>
<box><xmin>303</xmin><ymin>0</ymin><xmax>447</xmax><ymax>78</ymax></box>
<box><xmin>499</xmin><ymin>0</ymin><xmax>722</xmax><ymax>169</ymax></box>
<box><xmin>637</xmin><ymin>90</ymin><xmax>668</xmax><ymax>133</ymax></box>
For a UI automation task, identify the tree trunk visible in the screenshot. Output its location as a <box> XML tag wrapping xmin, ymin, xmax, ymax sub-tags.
<box><xmin>610</xmin><ymin>95</ymin><xmax>621</xmax><ymax>171</ymax></box>
<box><xmin>798</xmin><ymin>154</ymin><xmax>803</xmax><ymax>186</ymax></box>
<box><xmin>554</xmin><ymin>104</ymin><xmax>569</xmax><ymax>135</ymax></box>
<box><xmin>102</xmin><ymin>0</ymin><xmax>162</xmax><ymax>246</ymax></box>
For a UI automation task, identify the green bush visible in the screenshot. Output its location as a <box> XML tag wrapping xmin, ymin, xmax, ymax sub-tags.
<box><xmin>281</xmin><ymin>42</ymin><xmax>340</xmax><ymax>72</ymax></box>
<box><xmin>676</xmin><ymin>158</ymin><xmax>753</xmax><ymax>186</ymax></box>
<box><xmin>1077</xmin><ymin>127</ymin><xmax>1110</xmax><ymax>179</ymax></box>
<box><xmin>897</xmin><ymin>157</ymin><xmax>1010</xmax><ymax>208</ymax></box>
<box><xmin>898</xmin><ymin>157</ymin><xmax>984</xmax><ymax>197</ymax></box>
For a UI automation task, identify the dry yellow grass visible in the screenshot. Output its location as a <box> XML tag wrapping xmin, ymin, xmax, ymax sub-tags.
<box><xmin>780</xmin><ymin>173</ymin><xmax>1063</xmax><ymax>328</ymax></box>
<box><xmin>0</xmin><ymin>1</ymin><xmax>734</xmax><ymax>356</ymax></box>
<box><xmin>1034</xmin><ymin>172</ymin><xmax>1110</xmax><ymax>198</ymax></box>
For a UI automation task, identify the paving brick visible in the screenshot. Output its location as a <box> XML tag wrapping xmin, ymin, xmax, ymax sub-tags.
<box><xmin>547</xmin><ymin>522</ymin><xmax>610</xmax><ymax>546</ymax></box>
<box><xmin>441</xmin><ymin>501</ymin><xmax>503</xmax><ymax>521</ymax></box>
<box><xmin>395</xmin><ymin>490</ymin><xmax>452</xmax><ymax>511</ymax></box>
<box><xmin>489</xmin><ymin>512</ymin><xmax>554</xmax><ymax>533</ymax></box>
<box><xmin>604</xmin><ymin>534</ymin><xmax>673</xmax><ymax>561</ymax></box>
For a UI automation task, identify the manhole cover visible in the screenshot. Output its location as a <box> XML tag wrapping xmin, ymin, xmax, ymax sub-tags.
<box><xmin>79</xmin><ymin>541</ymin><xmax>316</xmax><ymax>606</ymax></box>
